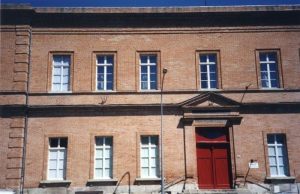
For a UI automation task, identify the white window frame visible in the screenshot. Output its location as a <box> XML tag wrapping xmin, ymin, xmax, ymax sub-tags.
<box><xmin>47</xmin><ymin>138</ymin><xmax>67</xmax><ymax>180</ymax></box>
<box><xmin>259</xmin><ymin>52</ymin><xmax>279</xmax><ymax>89</ymax></box>
<box><xmin>94</xmin><ymin>137</ymin><xmax>113</xmax><ymax>179</ymax></box>
<box><xmin>52</xmin><ymin>55</ymin><xmax>71</xmax><ymax>92</ymax></box>
<box><xmin>96</xmin><ymin>55</ymin><xmax>114</xmax><ymax>91</ymax></box>
<box><xmin>199</xmin><ymin>54</ymin><xmax>218</xmax><ymax>89</ymax></box>
<box><xmin>267</xmin><ymin>134</ymin><xmax>289</xmax><ymax>177</ymax></box>
<box><xmin>140</xmin><ymin>55</ymin><xmax>157</xmax><ymax>91</ymax></box>
<box><xmin>140</xmin><ymin>136</ymin><xmax>159</xmax><ymax>178</ymax></box>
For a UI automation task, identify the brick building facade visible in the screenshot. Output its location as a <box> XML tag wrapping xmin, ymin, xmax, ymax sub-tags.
<box><xmin>0</xmin><ymin>4</ymin><xmax>300</xmax><ymax>194</ymax></box>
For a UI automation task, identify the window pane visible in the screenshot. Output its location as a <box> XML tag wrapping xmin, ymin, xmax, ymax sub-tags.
<box><xmin>261</xmin><ymin>80</ymin><xmax>269</xmax><ymax>88</ymax></box>
<box><xmin>53</xmin><ymin>75</ymin><xmax>61</xmax><ymax>83</ymax></box>
<box><xmin>150</xmin><ymin>82</ymin><xmax>156</xmax><ymax>90</ymax></box>
<box><xmin>200</xmin><ymin>55</ymin><xmax>207</xmax><ymax>63</ymax></box>
<box><xmin>53</xmin><ymin>55</ymin><xmax>62</xmax><ymax>64</ymax></box>
<box><xmin>49</xmin><ymin>150</ymin><xmax>57</xmax><ymax>159</ymax></box>
<box><xmin>269</xmin><ymin>63</ymin><xmax>277</xmax><ymax>71</ymax></box>
<box><xmin>106</xmin><ymin>56</ymin><xmax>113</xmax><ymax>64</ymax></box>
<box><xmin>270</xmin><ymin>71</ymin><xmax>277</xmax><ymax>80</ymax></box>
<box><xmin>270</xmin><ymin>166</ymin><xmax>277</xmax><ymax>176</ymax></box>
<box><xmin>268</xmin><ymin>53</ymin><xmax>277</xmax><ymax>62</ymax></box>
<box><xmin>58</xmin><ymin>159</ymin><xmax>64</xmax><ymax>169</ymax></box>
<box><xmin>95</xmin><ymin>149</ymin><xmax>103</xmax><ymax>158</ymax></box>
<box><xmin>201</xmin><ymin>81</ymin><xmax>208</xmax><ymax>89</ymax></box>
<box><xmin>107</xmin><ymin>74</ymin><xmax>113</xmax><ymax>82</ymax></box>
<box><xmin>141</xmin><ymin>66</ymin><xmax>147</xmax><ymax>73</ymax></box>
<box><xmin>58</xmin><ymin>150</ymin><xmax>65</xmax><ymax>160</ymax></box>
<box><xmin>267</xmin><ymin>135</ymin><xmax>275</xmax><ymax>144</ymax></box>
<box><xmin>141</xmin><ymin>74</ymin><xmax>148</xmax><ymax>81</ymax></box>
<box><xmin>97</xmin><ymin>74</ymin><xmax>104</xmax><ymax>82</ymax></box>
<box><xmin>62</xmin><ymin>56</ymin><xmax>70</xmax><ymax>66</ymax></box>
<box><xmin>52</xmin><ymin>83</ymin><xmax>60</xmax><ymax>91</ymax></box>
<box><xmin>96</xmin><ymin>137</ymin><xmax>104</xmax><ymax>146</ymax></box>
<box><xmin>149</xmin><ymin>55</ymin><xmax>157</xmax><ymax>63</ymax></box>
<box><xmin>210</xmin><ymin>72</ymin><xmax>217</xmax><ymax>80</ymax></box>
<box><xmin>151</xmin><ymin>167</ymin><xmax>157</xmax><ymax>177</ymax></box>
<box><xmin>150</xmin><ymin>65</ymin><xmax>156</xmax><ymax>73</ymax></box>
<box><xmin>277</xmin><ymin>146</ymin><xmax>284</xmax><ymax>156</ymax></box>
<box><xmin>150</xmin><ymin>158</ymin><xmax>157</xmax><ymax>167</ymax></box>
<box><xmin>200</xmin><ymin>65</ymin><xmax>207</xmax><ymax>73</ymax></box>
<box><xmin>210</xmin><ymin>81</ymin><xmax>217</xmax><ymax>89</ymax></box>
<box><xmin>150</xmin><ymin>148</ymin><xmax>156</xmax><ymax>157</ymax></box>
<box><xmin>259</xmin><ymin>53</ymin><xmax>267</xmax><ymax>62</ymax></box>
<box><xmin>201</xmin><ymin>73</ymin><xmax>208</xmax><ymax>81</ymax></box>
<box><xmin>140</xmin><ymin>56</ymin><xmax>147</xmax><ymax>63</ymax></box>
<box><xmin>105</xmin><ymin>159</ymin><xmax>111</xmax><ymax>168</ymax></box>
<box><xmin>150</xmin><ymin>73</ymin><xmax>157</xmax><ymax>82</ymax></box>
<box><xmin>141</xmin><ymin>136</ymin><xmax>149</xmax><ymax>145</ymax></box>
<box><xmin>104</xmin><ymin>169</ymin><xmax>111</xmax><ymax>177</ymax></box>
<box><xmin>48</xmin><ymin>169</ymin><xmax>56</xmax><ymax>179</ymax></box>
<box><xmin>268</xmin><ymin>147</ymin><xmax>275</xmax><ymax>156</ymax></box>
<box><xmin>279</xmin><ymin>166</ymin><xmax>286</xmax><ymax>176</ymax></box>
<box><xmin>95</xmin><ymin>159</ymin><xmax>102</xmax><ymax>168</ymax></box>
<box><xmin>62</xmin><ymin>76</ymin><xmax>69</xmax><ymax>84</ymax></box>
<box><xmin>260</xmin><ymin>64</ymin><xmax>267</xmax><ymax>71</ymax></box>
<box><xmin>271</xmin><ymin>80</ymin><xmax>278</xmax><ymax>88</ymax></box>
<box><xmin>141</xmin><ymin>82</ymin><xmax>148</xmax><ymax>90</ymax></box>
<box><xmin>97</xmin><ymin>66</ymin><xmax>104</xmax><ymax>74</ymax></box>
<box><xmin>107</xmin><ymin>82</ymin><xmax>113</xmax><ymax>90</ymax></box>
<box><xmin>261</xmin><ymin>72</ymin><xmax>268</xmax><ymax>80</ymax></box>
<box><xmin>278</xmin><ymin>156</ymin><xmax>284</xmax><ymax>165</ymax></box>
<box><xmin>98</xmin><ymin>82</ymin><xmax>104</xmax><ymax>90</ymax></box>
<box><xmin>53</xmin><ymin>67</ymin><xmax>61</xmax><ymax>75</ymax></box>
<box><xmin>104</xmin><ymin>148</ymin><xmax>111</xmax><ymax>158</ymax></box>
<box><xmin>61</xmin><ymin>84</ymin><xmax>69</xmax><ymax>91</ymax></box>
<box><xmin>107</xmin><ymin>66</ymin><xmax>113</xmax><ymax>74</ymax></box>
<box><xmin>58</xmin><ymin>169</ymin><xmax>64</xmax><ymax>179</ymax></box>
<box><xmin>269</xmin><ymin>156</ymin><xmax>276</xmax><ymax>165</ymax></box>
<box><xmin>141</xmin><ymin>168</ymin><xmax>148</xmax><ymax>177</ymax></box>
<box><xmin>141</xmin><ymin>148</ymin><xmax>148</xmax><ymax>157</ymax></box>
<box><xmin>150</xmin><ymin>136</ymin><xmax>158</xmax><ymax>145</ymax></box>
<box><xmin>50</xmin><ymin>138</ymin><xmax>59</xmax><ymax>148</ymax></box>
<box><xmin>209</xmin><ymin>64</ymin><xmax>216</xmax><ymax>72</ymax></box>
<box><xmin>95</xmin><ymin>169</ymin><xmax>103</xmax><ymax>178</ymax></box>
<box><xmin>49</xmin><ymin>160</ymin><xmax>57</xmax><ymax>170</ymax></box>
<box><xmin>63</xmin><ymin>67</ymin><xmax>69</xmax><ymax>76</ymax></box>
<box><xmin>105</xmin><ymin>137</ymin><xmax>112</xmax><ymax>146</ymax></box>
<box><xmin>98</xmin><ymin>56</ymin><xmax>105</xmax><ymax>64</ymax></box>
<box><xmin>141</xmin><ymin>158</ymin><xmax>149</xmax><ymax>167</ymax></box>
<box><xmin>276</xmin><ymin>135</ymin><xmax>284</xmax><ymax>144</ymax></box>
<box><xmin>208</xmin><ymin>54</ymin><xmax>216</xmax><ymax>62</ymax></box>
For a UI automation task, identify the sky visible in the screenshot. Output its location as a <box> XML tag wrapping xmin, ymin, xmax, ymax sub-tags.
<box><xmin>1</xmin><ymin>0</ymin><xmax>300</xmax><ymax>7</ymax></box>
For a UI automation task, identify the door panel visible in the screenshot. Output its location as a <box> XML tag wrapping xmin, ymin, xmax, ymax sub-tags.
<box><xmin>197</xmin><ymin>143</ymin><xmax>231</xmax><ymax>189</ymax></box>
<box><xmin>197</xmin><ymin>145</ymin><xmax>214</xmax><ymax>189</ymax></box>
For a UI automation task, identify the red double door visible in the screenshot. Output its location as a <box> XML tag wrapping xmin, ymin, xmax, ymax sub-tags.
<box><xmin>196</xmin><ymin>128</ymin><xmax>232</xmax><ymax>189</ymax></box>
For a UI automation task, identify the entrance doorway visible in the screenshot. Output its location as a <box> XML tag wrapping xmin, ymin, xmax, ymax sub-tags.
<box><xmin>196</xmin><ymin>128</ymin><xmax>232</xmax><ymax>189</ymax></box>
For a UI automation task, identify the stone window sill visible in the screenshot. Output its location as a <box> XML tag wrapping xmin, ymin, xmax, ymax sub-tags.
<box><xmin>39</xmin><ymin>180</ymin><xmax>71</xmax><ymax>187</ymax></box>
<box><xmin>86</xmin><ymin>179</ymin><xmax>118</xmax><ymax>186</ymax></box>
<box><xmin>265</xmin><ymin>176</ymin><xmax>295</xmax><ymax>183</ymax></box>
<box><xmin>134</xmin><ymin>178</ymin><xmax>161</xmax><ymax>185</ymax></box>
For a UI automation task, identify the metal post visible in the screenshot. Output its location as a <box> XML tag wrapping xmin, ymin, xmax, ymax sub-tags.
<box><xmin>160</xmin><ymin>68</ymin><xmax>168</xmax><ymax>194</ymax></box>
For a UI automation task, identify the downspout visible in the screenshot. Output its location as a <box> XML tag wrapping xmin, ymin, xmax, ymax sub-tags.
<box><xmin>20</xmin><ymin>25</ymin><xmax>32</xmax><ymax>194</ymax></box>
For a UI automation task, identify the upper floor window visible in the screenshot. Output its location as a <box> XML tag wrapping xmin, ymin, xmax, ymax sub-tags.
<box><xmin>140</xmin><ymin>136</ymin><xmax>159</xmax><ymax>178</ymax></box>
<box><xmin>52</xmin><ymin>55</ymin><xmax>71</xmax><ymax>92</ymax></box>
<box><xmin>267</xmin><ymin>134</ymin><xmax>289</xmax><ymax>177</ymax></box>
<box><xmin>199</xmin><ymin>53</ymin><xmax>218</xmax><ymax>89</ymax></box>
<box><xmin>259</xmin><ymin>52</ymin><xmax>280</xmax><ymax>89</ymax></box>
<box><xmin>48</xmin><ymin>137</ymin><xmax>68</xmax><ymax>180</ymax></box>
<box><xmin>96</xmin><ymin>55</ymin><xmax>114</xmax><ymax>91</ymax></box>
<box><xmin>140</xmin><ymin>55</ymin><xmax>157</xmax><ymax>90</ymax></box>
<box><xmin>94</xmin><ymin>137</ymin><xmax>113</xmax><ymax>179</ymax></box>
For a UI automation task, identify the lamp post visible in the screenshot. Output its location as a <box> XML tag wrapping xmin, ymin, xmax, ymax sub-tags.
<box><xmin>160</xmin><ymin>68</ymin><xmax>168</xmax><ymax>194</ymax></box>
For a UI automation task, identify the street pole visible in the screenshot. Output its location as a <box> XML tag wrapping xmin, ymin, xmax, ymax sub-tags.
<box><xmin>160</xmin><ymin>68</ymin><xmax>168</xmax><ymax>194</ymax></box>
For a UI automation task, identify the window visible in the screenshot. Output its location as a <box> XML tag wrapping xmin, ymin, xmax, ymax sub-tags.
<box><xmin>52</xmin><ymin>55</ymin><xmax>71</xmax><ymax>92</ymax></box>
<box><xmin>94</xmin><ymin>137</ymin><xmax>113</xmax><ymax>179</ymax></box>
<box><xmin>259</xmin><ymin>52</ymin><xmax>280</xmax><ymax>88</ymax></box>
<box><xmin>140</xmin><ymin>136</ymin><xmax>159</xmax><ymax>178</ymax></box>
<box><xmin>48</xmin><ymin>138</ymin><xmax>67</xmax><ymax>180</ymax></box>
<box><xmin>267</xmin><ymin>134</ymin><xmax>289</xmax><ymax>177</ymax></box>
<box><xmin>199</xmin><ymin>53</ymin><xmax>218</xmax><ymax>89</ymax></box>
<box><xmin>140</xmin><ymin>55</ymin><xmax>157</xmax><ymax>90</ymax></box>
<box><xmin>96</xmin><ymin>55</ymin><xmax>114</xmax><ymax>91</ymax></box>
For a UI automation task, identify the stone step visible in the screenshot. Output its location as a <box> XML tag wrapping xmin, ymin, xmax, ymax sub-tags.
<box><xmin>182</xmin><ymin>188</ymin><xmax>253</xmax><ymax>194</ymax></box>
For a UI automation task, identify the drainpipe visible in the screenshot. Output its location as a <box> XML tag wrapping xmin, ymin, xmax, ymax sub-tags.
<box><xmin>20</xmin><ymin>25</ymin><xmax>32</xmax><ymax>194</ymax></box>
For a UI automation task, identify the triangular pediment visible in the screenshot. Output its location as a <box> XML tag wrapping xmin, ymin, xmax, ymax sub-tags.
<box><xmin>179</xmin><ymin>92</ymin><xmax>240</xmax><ymax>108</ymax></box>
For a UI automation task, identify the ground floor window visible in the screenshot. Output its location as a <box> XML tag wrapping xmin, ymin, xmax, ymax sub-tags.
<box><xmin>267</xmin><ymin>134</ymin><xmax>289</xmax><ymax>177</ymax></box>
<box><xmin>94</xmin><ymin>136</ymin><xmax>113</xmax><ymax>179</ymax></box>
<box><xmin>140</xmin><ymin>135</ymin><xmax>159</xmax><ymax>178</ymax></box>
<box><xmin>48</xmin><ymin>137</ymin><xmax>68</xmax><ymax>180</ymax></box>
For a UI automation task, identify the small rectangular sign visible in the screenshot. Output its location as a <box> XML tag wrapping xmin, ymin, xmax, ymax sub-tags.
<box><xmin>249</xmin><ymin>162</ymin><xmax>259</xmax><ymax>169</ymax></box>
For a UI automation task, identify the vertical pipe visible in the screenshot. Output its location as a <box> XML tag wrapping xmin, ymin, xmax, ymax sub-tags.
<box><xmin>160</xmin><ymin>68</ymin><xmax>167</xmax><ymax>194</ymax></box>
